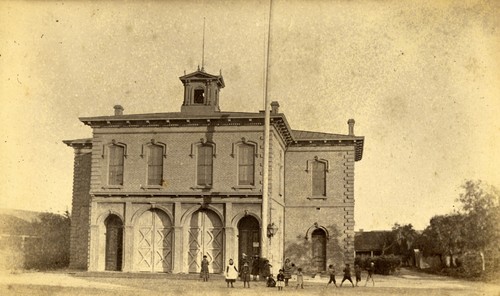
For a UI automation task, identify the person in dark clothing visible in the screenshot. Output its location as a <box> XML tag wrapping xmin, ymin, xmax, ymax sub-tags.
<box><xmin>251</xmin><ymin>255</ymin><xmax>260</xmax><ymax>281</ymax></box>
<box><xmin>276</xmin><ymin>269</ymin><xmax>285</xmax><ymax>291</ymax></box>
<box><xmin>340</xmin><ymin>263</ymin><xmax>354</xmax><ymax>287</ymax></box>
<box><xmin>266</xmin><ymin>274</ymin><xmax>276</xmax><ymax>287</ymax></box>
<box><xmin>200</xmin><ymin>255</ymin><xmax>209</xmax><ymax>282</ymax></box>
<box><xmin>365</xmin><ymin>261</ymin><xmax>375</xmax><ymax>287</ymax></box>
<box><xmin>241</xmin><ymin>262</ymin><xmax>251</xmax><ymax>288</ymax></box>
<box><xmin>326</xmin><ymin>264</ymin><xmax>338</xmax><ymax>288</ymax></box>
<box><xmin>354</xmin><ymin>264</ymin><xmax>362</xmax><ymax>286</ymax></box>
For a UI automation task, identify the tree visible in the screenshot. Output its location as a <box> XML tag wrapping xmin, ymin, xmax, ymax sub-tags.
<box><xmin>426</xmin><ymin>214</ymin><xmax>466</xmax><ymax>267</ymax></box>
<box><xmin>456</xmin><ymin>180</ymin><xmax>500</xmax><ymax>271</ymax></box>
<box><xmin>25</xmin><ymin>211</ymin><xmax>71</xmax><ymax>269</ymax></box>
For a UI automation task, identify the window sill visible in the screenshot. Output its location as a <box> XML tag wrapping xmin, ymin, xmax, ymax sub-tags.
<box><xmin>232</xmin><ymin>185</ymin><xmax>256</xmax><ymax>190</ymax></box>
<box><xmin>307</xmin><ymin>196</ymin><xmax>328</xmax><ymax>200</ymax></box>
<box><xmin>141</xmin><ymin>185</ymin><xmax>164</xmax><ymax>190</ymax></box>
<box><xmin>102</xmin><ymin>185</ymin><xmax>123</xmax><ymax>189</ymax></box>
<box><xmin>191</xmin><ymin>185</ymin><xmax>213</xmax><ymax>190</ymax></box>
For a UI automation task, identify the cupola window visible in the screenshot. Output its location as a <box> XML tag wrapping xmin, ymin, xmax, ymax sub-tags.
<box><xmin>194</xmin><ymin>89</ymin><xmax>205</xmax><ymax>104</ymax></box>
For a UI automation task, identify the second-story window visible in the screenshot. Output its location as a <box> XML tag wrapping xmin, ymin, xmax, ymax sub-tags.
<box><xmin>148</xmin><ymin>145</ymin><xmax>163</xmax><ymax>185</ymax></box>
<box><xmin>312</xmin><ymin>160</ymin><xmax>326</xmax><ymax>196</ymax></box>
<box><xmin>238</xmin><ymin>144</ymin><xmax>255</xmax><ymax>186</ymax></box>
<box><xmin>197</xmin><ymin>145</ymin><xmax>213</xmax><ymax>186</ymax></box>
<box><xmin>109</xmin><ymin>145</ymin><xmax>124</xmax><ymax>185</ymax></box>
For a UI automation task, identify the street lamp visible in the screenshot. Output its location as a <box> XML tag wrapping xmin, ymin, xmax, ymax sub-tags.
<box><xmin>267</xmin><ymin>222</ymin><xmax>278</xmax><ymax>238</ymax></box>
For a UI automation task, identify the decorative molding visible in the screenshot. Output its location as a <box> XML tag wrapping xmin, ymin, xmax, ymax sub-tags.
<box><xmin>101</xmin><ymin>139</ymin><xmax>127</xmax><ymax>158</ymax></box>
<box><xmin>231</xmin><ymin>138</ymin><xmax>259</xmax><ymax>157</ymax></box>
<box><xmin>141</xmin><ymin>139</ymin><xmax>167</xmax><ymax>158</ymax></box>
<box><xmin>304</xmin><ymin>223</ymin><xmax>330</xmax><ymax>240</ymax></box>
<box><xmin>190</xmin><ymin>138</ymin><xmax>216</xmax><ymax>158</ymax></box>
<box><xmin>305</xmin><ymin>156</ymin><xmax>329</xmax><ymax>172</ymax></box>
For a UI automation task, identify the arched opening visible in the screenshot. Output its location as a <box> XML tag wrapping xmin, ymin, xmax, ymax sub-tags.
<box><xmin>136</xmin><ymin>209</ymin><xmax>173</xmax><ymax>272</ymax></box>
<box><xmin>188</xmin><ymin>209</ymin><xmax>223</xmax><ymax>273</ymax></box>
<box><xmin>237</xmin><ymin>215</ymin><xmax>260</xmax><ymax>269</ymax></box>
<box><xmin>104</xmin><ymin>214</ymin><xmax>123</xmax><ymax>271</ymax></box>
<box><xmin>311</xmin><ymin>228</ymin><xmax>327</xmax><ymax>272</ymax></box>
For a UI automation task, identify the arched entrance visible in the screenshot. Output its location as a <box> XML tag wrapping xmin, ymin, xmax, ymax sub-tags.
<box><xmin>104</xmin><ymin>215</ymin><xmax>123</xmax><ymax>271</ymax></box>
<box><xmin>188</xmin><ymin>209</ymin><xmax>223</xmax><ymax>273</ymax></box>
<box><xmin>311</xmin><ymin>228</ymin><xmax>327</xmax><ymax>272</ymax></box>
<box><xmin>238</xmin><ymin>216</ymin><xmax>260</xmax><ymax>268</ymax></box>
<box><xmin>136</xmin><ymin>209</ymin><xmax>173</xmax><ymax>272</ymax></box>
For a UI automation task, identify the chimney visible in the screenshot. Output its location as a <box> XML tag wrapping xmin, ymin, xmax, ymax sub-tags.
<box><xmin>114</xmin><ymin>105</ymin><xmax>124</xmax><ymax>116</ymax></box>
<box><xmin>348</xmin><ymin>119</ymin><xmax>355</xmax><ymax>136</ymax></box>
<box><xmin>271</xmin><ymin>101</ymin><xmax>280</xmax><ymax>114</ymax></box>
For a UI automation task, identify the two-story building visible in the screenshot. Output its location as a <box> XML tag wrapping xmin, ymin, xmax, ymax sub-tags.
<box><xmin>64</xmin><ymin>68</ymin><xmax>364</xmax><ymax>274</ymax></box>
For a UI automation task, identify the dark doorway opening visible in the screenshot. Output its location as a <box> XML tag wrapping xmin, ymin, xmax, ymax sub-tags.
<box><xmin>105</xmin><ymin>215</ymin><xmax>123</xmax><ymax>271</ymax></box>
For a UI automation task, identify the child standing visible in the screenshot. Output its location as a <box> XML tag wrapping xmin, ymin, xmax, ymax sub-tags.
<box><xmin>354</xmin><ymin>264</ymin><xmax>362</xmax><ymax>286</ymax></box>
<box><xmin>295</xmin><ymin>267</ymin><xmax>304</xmax><ymax>289</ymax></box>
<box><xmin>200</xmin><ymin>255</ymin><xmax>209</xmax><ymax>282</ymax></box>
<box><xmin>276</xmin><ymin>269</ymin><xmax>285</xmax><ymax>291</ymax></box>
<box><xmin>340</xmin><ymin>263</ymin><xmax>354</xmax><ymax>287</ymax></box>
<box><xmin>225</xmin><ymin>258</ymin><xmax>238</xmax><ymax>288</ymax></box>
<box><xmin>241</xmin><ymin>262</ymin><xmax>251</xmax><ymax>288</ymax></box>
<box><xmin>326</xmin><ymin>264</ymin><xmax>337</xmax><ymax>288</ymax></box>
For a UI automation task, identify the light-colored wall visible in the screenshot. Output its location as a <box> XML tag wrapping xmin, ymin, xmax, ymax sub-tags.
<box><xmin>283</xmin><ymin>145</ymin><xmax>356</xmax><ymax>273</ymax></box>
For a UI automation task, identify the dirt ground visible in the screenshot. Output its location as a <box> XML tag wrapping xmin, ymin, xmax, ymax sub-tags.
<box><xmin>0</xmin><ymin>268</ymin><xmax>498</xmax><ymax>296</ymax></box>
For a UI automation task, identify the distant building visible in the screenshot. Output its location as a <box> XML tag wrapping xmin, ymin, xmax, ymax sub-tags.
<box><xmin>354</xmin><ymin>230</ymin><xmax>390</xmax><ymax>257</ymax></box>
<box><xmin>64</xmin><ymin>68</ymin><xmax>364</xmax><ymax>273</ymax></box>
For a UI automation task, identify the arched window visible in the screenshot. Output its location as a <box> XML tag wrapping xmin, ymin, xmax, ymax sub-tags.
<box><xmin>238</xmin><ymin>144</ymin><xmax>255</xmax><ymax>186</ymax></box>
<box><xmin>109</xmin><ymin>145</ymin><xmax>124</xmax><ymax>185</ymax></box>
<box><xmin>148</xmin><ymin>145</ymin><xmax>163</xmax><ymax>185</ymax></box>
<box><xmin>197</xmin><ymin>145</ymin><xmax>213</xmax><ymax>186</ymax></box>
<box><xmin>312</xmin><ymin>160</ymin><xmax>326</xmax><ymax>196</ymax></box>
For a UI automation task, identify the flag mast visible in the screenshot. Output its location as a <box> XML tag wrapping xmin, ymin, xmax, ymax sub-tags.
<box><xmin>261</xmin><ymin>0</ymin><xmax>273</xmax><ymax>262</ymax></box>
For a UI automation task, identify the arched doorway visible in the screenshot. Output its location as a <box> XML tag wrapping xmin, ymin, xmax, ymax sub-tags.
<box><xmin>105</xmin><ymin>215</ymin><xmax>123</xmax><ymax>271</ymax></box>
<box><xmin>136</xmin><ymin>209</ymin><xmax>173</xmax><ymax>272</ymax></box>
<box><xmin>238</xmin><ymin>216</ymin><xmax>260</xmax><ymax>269</ymax></box>
<box><xmin>311</xmin><ymin>228</ymin><xmax>327</xmax><ymax>272</ymax></box>
<box><xmin>188</xmin><ymin>209</ymin><xmax>223</xmax><ymax>273</ymax></box>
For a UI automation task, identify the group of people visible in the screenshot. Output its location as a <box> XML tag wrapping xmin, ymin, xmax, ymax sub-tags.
<box><xmin>200</xmin><ymin>255</ymin><xmax>376</xmax><ymax>289</ymax></box>
<box><xmin>326</xmin><ymin>261</ymin><xmax>376</xmax><ymax>288</ymax></box>
<box><xmin>222</xmin><ymin>254</ymin><xmax>270</xmax><ymax>288</ymax></box>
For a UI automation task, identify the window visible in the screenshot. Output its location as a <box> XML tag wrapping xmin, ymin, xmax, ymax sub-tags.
<box><xmin>148</xmin><ymin>145</ymin><xmax>163</xmax><ymax>185</ymax></box>
<box><xmin>312</xmin><ymin>161</ymin><xmax>326</xmax><ymax>196</ymax></box>
<box><xmin>109</xmin><ymin>145</ymin><xmax>124</xmax><ymax>185</ymax></box>
<box><xmin>238</xmin><ymin>144</ymin><xmax>255</xmax><ymax>185</ymax></box>
<box><xmin>197</xmin><ymin>145</ymin><xmax>213</xmax><ymax>186</ymax></box>
<box><xmin>194</xmin><ymin>89</ymin><xmax>205</xmax><ymax>104</ymax></box>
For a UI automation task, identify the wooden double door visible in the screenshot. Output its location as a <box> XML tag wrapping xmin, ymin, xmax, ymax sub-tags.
<box><xmin>188</xmin><ymin>209</ymin><xmax>223</xmax><ymax>273</ymax></box>
<box><xmin>136</xmin><ymin>209</ymin><xmax>173</xmax><ymax>272</ymax></box>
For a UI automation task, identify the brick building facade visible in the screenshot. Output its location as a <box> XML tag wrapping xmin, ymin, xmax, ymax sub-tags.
<box><xmin>64</xmin><ymin>69</ymin><xmax>364</xmax><ymax>274</ymax></box>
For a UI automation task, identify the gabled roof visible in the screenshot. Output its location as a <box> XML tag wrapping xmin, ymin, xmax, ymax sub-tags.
<box><xmin>179</xmin><ymin>69</ymin><xmax>225</xmax><ymax>88</ymax></box>
<box><xmin>354</xmin><ymin>231</ymin><xmax>390</xmax><ymax>252</ymax></box>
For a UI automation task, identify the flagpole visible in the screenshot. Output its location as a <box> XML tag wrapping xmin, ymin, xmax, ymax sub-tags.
<box><xmin>261</xmin><ymin>0</ymin><xmax>272</xmax><ymax>263</ymax></box>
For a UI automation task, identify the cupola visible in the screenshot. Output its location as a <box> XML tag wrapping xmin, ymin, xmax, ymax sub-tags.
<box><xmin>179</xmin><ymin>67</ymin><xmax>225</xmax><ymax>114</ymax></box>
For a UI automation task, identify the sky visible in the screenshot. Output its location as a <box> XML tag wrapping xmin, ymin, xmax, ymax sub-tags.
<box><xmin>0</xmin><ymin>0</ymin><xmax>498</xmax><ymax>230</ymax></box>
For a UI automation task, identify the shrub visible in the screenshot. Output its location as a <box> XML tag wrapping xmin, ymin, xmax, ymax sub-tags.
<box><xmin>355</xmin><ymin>255</ymin><xmax>401</xmax><ymax>275</ymax></box>
<box><xmin>24</xmin><ymin>212</ymin><xmax>70</xmax><ymax>270</ymax></box>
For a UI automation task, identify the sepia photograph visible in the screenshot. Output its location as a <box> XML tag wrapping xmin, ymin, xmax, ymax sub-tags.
<box><xmin>0</xmin><ymin>0</ymin><xmax>498</xmax><ymax>295</ymax></box>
